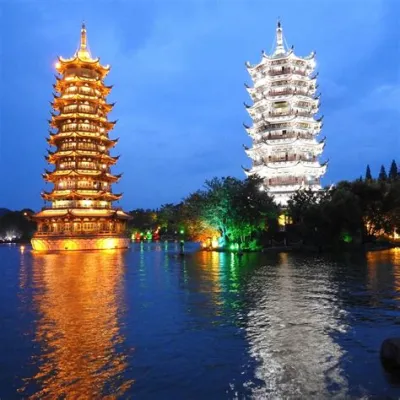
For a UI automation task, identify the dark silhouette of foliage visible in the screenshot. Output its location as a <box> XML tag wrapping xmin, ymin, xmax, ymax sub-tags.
<box><xmin>365</xmin><ymin>165</ymin><xmax>372</xmax><ymax>181</ymax></box>
<box><xmin>287</xmin><ymin>179</ymin><xmax>400</xmax><ymax>247</ymax></box>
<box><xmin>0</xmin><ymin>210</ymin><xmax>36</xmax><ymax>241</ymax></box>
<box><xmin>389</xmin><ymin>160</ymin><xmax>398</xmax><ymax>181</ymax></box>
<box><xmin>379</xmin><ymin>165</ymin><xmax>388</xmax><ymax>181</ymax></box>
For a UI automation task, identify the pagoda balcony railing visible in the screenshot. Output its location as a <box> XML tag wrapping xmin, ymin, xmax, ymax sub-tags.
<box><xmin>57</xmin><ymin>184</ymin><xmax>110</xmax><ymax>191</ymax></box>
<box><xmin>253</xmin><ymin>123</ymin><xmax>290</xmax><ymax>133</ymax></box>
<box><xmin>270</xmin><ymin>59</ymin><xmax>289</xmax><ymax>66</ymax></box>
<box><xmin>252</xmin><ymin>124</ymin><xmax>319</xmax><ymax>135</ymax></box>
<box><xmin>34</xmin><ymin>230</ymin><xmax>126</xmax><ymax>237</ymax></box>
<box><xmin>58</xmin><ymin>111</ymin><xmax>104</xmax><ymax>120</ymax></box>
<box><xmin>77</xmin><ymin>164</ymin><xmax>101</xmax><ymax>170</ymax></box>
<box><xmin>270</xmin><ymin>59</ymin><xmax>312</xmax><ymax>68</ymax></box>
<box><xmin>251</xmin><ymin>109</ymin><xmax>314</xmax><ymax>123</ymax></box>
<box><xmin>51</xmin><ymin>203</ymin><xmax>112</xmax><ymax>209</ymax></box>
<box><xmin>268</xmin><ymin>69</ymin><xmax>309</xmax><ymax>77</ymax></box>
<box><xmin>58</xmin><ymin>164</ymin><xmax>104</xmax><ymax>171</ymax></box>
<box><xmin>261</xmin><ymin>133</ymin><xmax>314</xmax><ymax>142</ymax></box>
<box><xmin>63</xmin><ymin>105</ymin><xmax>98</xmax><ymax>114</ymax></box>
<box><xmin>61</xmin><ymin>125</ymin><xmax>99</xmax><ymax>133</ymax></box>
<box><xmin>256</xmin><ymin>72</ymin><xmax>310</xmax><ymax>86</ymax></box>
<box><xmin>269</xmin><ymin>80</ymin><xmax>315</xmax><ymax>89</ymax></box>
<box><xmin>254</xmin><ymin>156</ymin><xmax>317</xmax><ymax>165</ymax></box>
<box><xmin>77</xmin><ymin>144</ymin><xmax>99</xmax><ymax>150</ymax></box>
<box><xmin>267</xmin><ymin>179</ymin><xmax>320</xmax><ymax>186</ymax></box>
<box><xmin>295</xmin><ymin>111</ymin><xmax>313</xmax><ymax>118</ymax></box>
<box><xmin>60</xmin><ymin>144</ymin><xmax>99</xmax><ymax>151</ymax></box>
<box><xmin>61</xmin><ymin>93</ymin><xmax>100</xmax><ymax>102</ymax></box>
<box><xmin>292</xmin><ymin>107</ymin><xmax>317</xmax><ymax>115</ymax></box>
<box><xmin>266</xmin><ymin>110</ymin><xmax>314</xmax><ymax>119</ymax></box>
<box><xmin>266</xmin><ymin>89</ymin><xmax>312</xmax><ymax>97</ymax></box>
<box><xmin>266</xmin><ymin>113</ymin><xmax>293</xmax><ymax>121</ymax></box>
<box><xmin>64</xmin><ymin>89</ymin><xmax>97</xmax><ymax>97</ymax></box>
<box><xmin>57</xmin><ymin>149</ymin><xmax>99</xmax><ymax>157</ymax></box>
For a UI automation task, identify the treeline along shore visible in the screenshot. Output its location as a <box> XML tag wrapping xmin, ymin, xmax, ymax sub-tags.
<box><xmin>2</xmin><ymin>161</ymin><xmax>400</xmax><ymax>252</ymax></box>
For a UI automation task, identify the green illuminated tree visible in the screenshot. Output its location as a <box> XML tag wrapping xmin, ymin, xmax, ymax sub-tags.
<box><xmin>183</xmin><ymin>175</ymin><xmax>278</xmax><ymax>248</ymax></box>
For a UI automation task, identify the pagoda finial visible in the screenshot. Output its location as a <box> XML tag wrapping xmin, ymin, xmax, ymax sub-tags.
<box><xmin>76</xmin><ymin>21</ymin><xmax>92</xmax><ymax>60</ymax></box>
<box><xmin>274</xmin><ymin>18</ymin><xmax>286</xmax><ymax>56</ymax></box>
<box><xmin>80</xmin><ymin>22</ymin><xmax>87</xmax><ymax>50</ymax></box>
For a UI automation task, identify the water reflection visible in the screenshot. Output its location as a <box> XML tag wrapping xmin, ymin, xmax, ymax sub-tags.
<box><xmin>245</xmin><ymin>253</ymin><xmax>349</xmax><ymax>398</ymax></box>
<box><xmin>6</xmin><ymin>244</ymin><xmax>400</xmax><ymax>398</ymax></box>
<box><xmin>20</xmin><ymin>250</ymin><xmax>133</xmax><ymax>399</ymax></box>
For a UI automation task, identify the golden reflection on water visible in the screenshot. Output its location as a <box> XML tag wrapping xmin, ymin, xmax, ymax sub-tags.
<box><xmin>367</xmin><ymin>248</ymin><xmax>400</xmax><ymax>300</ymax></box>
<box><xmin>20</xmin><ymin>250</ymin><xmax>133</xmax><ymax>399</ymax></box>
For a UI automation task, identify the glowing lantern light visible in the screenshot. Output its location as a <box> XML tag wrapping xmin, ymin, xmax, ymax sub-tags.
<box><xmin>211</xmin><ymin>237</ymin><xmax>219</xmax><ymax>249</ymax></box>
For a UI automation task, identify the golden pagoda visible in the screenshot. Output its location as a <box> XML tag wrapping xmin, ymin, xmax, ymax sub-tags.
<box><xmin>31</xmin><ymin>23</ymin><xmax>131</xmax><ymax>251</ymax></box>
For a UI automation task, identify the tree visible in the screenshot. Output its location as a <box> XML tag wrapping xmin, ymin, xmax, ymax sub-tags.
<box><xmin>0</xmin><ymin>210</ymin><xmax>36</xmax><ymax>241</ymax></box>
<box><xmin>389</xmin><ymin>160</ymin><xmax>398</xmax><ymax>181</ymax></box>
<box><xmin>378</xmin><ymin>165</ymin><xmax>387</xmax><ymax>181</ymax></box>
<box><xmin>183</xmin><ymin>176</ymin><xmax>278</xmax><ymax>248</ymax></box>
<box><xmin>365</xmin><ymin>165</ymin><xmax>372</xmax><ymax>181</ymax></box>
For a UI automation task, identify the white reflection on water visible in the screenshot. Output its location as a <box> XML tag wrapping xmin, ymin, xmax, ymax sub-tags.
<box><xmin>245</xmin><ymin>253</ymin><xmax>349</xmax><ymax>399</ymax></box>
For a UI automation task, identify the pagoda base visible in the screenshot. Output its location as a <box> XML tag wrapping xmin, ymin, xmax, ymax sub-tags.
<box><xmin>31</xmin><ymin>235</ymin><xmax>130</xmax><ymax>252</ymax></box>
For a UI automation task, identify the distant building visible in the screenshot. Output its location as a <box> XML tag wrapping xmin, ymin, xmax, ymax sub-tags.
<box><xmin>31</xmin><ymin>24</ymin><xmax>131</xmax><ymax>251</ymax></box>
<box><xmin>243</xmin><ymin>21</ymin><xmax>327</xmax><ymax>206</ymax></box>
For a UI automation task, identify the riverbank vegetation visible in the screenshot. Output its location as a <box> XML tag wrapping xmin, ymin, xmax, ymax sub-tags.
<box><xmin>0</xmin><ymin>209</ymin><xmax>36</xmax><ymax>243</ymax></box>
<box><xmin>128</xmin><ymin>161</ymin><xmax>400</xmax><ymax>251</ymax></box>
<box><xmin>2</xmin><ymin>161</ymin><xmax>399</xmax><ymax>251</ymax></box>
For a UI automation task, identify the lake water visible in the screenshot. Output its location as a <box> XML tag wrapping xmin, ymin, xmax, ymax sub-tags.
<box><xmin>1</xmin><ymin>243</ymin><xmax>400</xmax><ymax>399</ymax></box>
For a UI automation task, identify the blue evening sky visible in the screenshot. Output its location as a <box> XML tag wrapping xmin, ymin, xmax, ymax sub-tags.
<box><xmin>0</xmin><ymin>0</ymin><xmax>399</xmax><ymax>211</ymax></box>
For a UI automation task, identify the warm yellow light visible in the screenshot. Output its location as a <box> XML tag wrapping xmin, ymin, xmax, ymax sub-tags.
<box><xmin>98</xmin><ymin>238</ymin><xmax>118</xmax><ymax>250</ymax></box>
<box><xmin>211</xmin><ymin>237</ymin><xmax>219</xmax><ymax>248</ymax></box>
<box><xmin>55</xmin><ymin>61</ymin><xmax>61</xmax><ymax>69</ymax></box>
<box><xmin>278</xmin><ymin>214</ymin><xmax>286</xmax><ymax>227</ymax></box>
<box><xmin>62</xmin><ymin>240</ymin><xmax>79</xmax><ymax>251</ymax></box>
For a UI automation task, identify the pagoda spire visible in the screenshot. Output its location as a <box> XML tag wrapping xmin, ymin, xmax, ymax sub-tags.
<box><xmin>274</xmin><ymin>19</ymin><xmax>286</xmax><ymax>56</ymax></box>
<box><xmin>80</xmin><ymin>22</ymin><xmax>87</xmax><ymax>51</ymax></box>
<box><xmin>76</xmin><ymin>22</ymin><xmax>92</xmax><ymax>60</ymax></box>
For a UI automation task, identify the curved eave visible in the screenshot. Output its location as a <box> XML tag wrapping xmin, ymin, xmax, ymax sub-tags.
<box><xmin>259</xmin><ymin>161</ymin><xmax>326</xmax><ymax>170</ymax></box>
<box><xmin>57</xmin><ymin>55</ymin><xmax>110</xmax><ymax>73</ymax></box>
<box><xmin>46</xmin><ymin>152</ymin><xmax>119</xmax><ymax>164</ymax></box>
<box><xmin>51</xmin><ymin>113</ymin><xmax>107</xmax><ymax>122</ymax></box>
<box><xmin>33</xmin><ymin>208</ymin><xmax>131</xmax><ymax>220</ymax></box>
<box><xmin>52</xmin><ymin>97</ymin><xmax>114</xmax><ymax>110</ymax></box>
<box><xmin>241</xmin><ymin>165</ymin><xmax>251</xmax><ymax>174</ymax></box>
<box><xmin>43</xmin><ymin>169</ymin><xmax>122</xmax><ymax>182</ymax></box>
<box><xmin>47</xmin><ymin>132</ymin><xmax>117</xmax><ymax>145</ymax></box>
<box><xmin>42</xmin><ymin>190</ymin><xmax>121</xmax><ymax>201</ymax></box>
<box><xmin>247</xmin><ymin>49</ymin><xmax>315</xmax><ymax>69</ymax></box>
<box><xmin>251</xmin><ymin>137</ymin><xmax>325</xmax><ymax>150</ymax></box>
<box><xmin>54</xmin><ymin>78</ymin><xmax>113</xmax><ymax>94</ymax></box>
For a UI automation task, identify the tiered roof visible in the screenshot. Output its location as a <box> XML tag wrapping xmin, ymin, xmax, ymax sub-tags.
<box><xmin>34</xmin><ymin>23</ymin><xmax>128</xmax><ymax>220</ymax></box>
<box><xmin>243</xmin><ymin>21</ymin><xmax>327</xmax><ymax>206</ymax></box>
